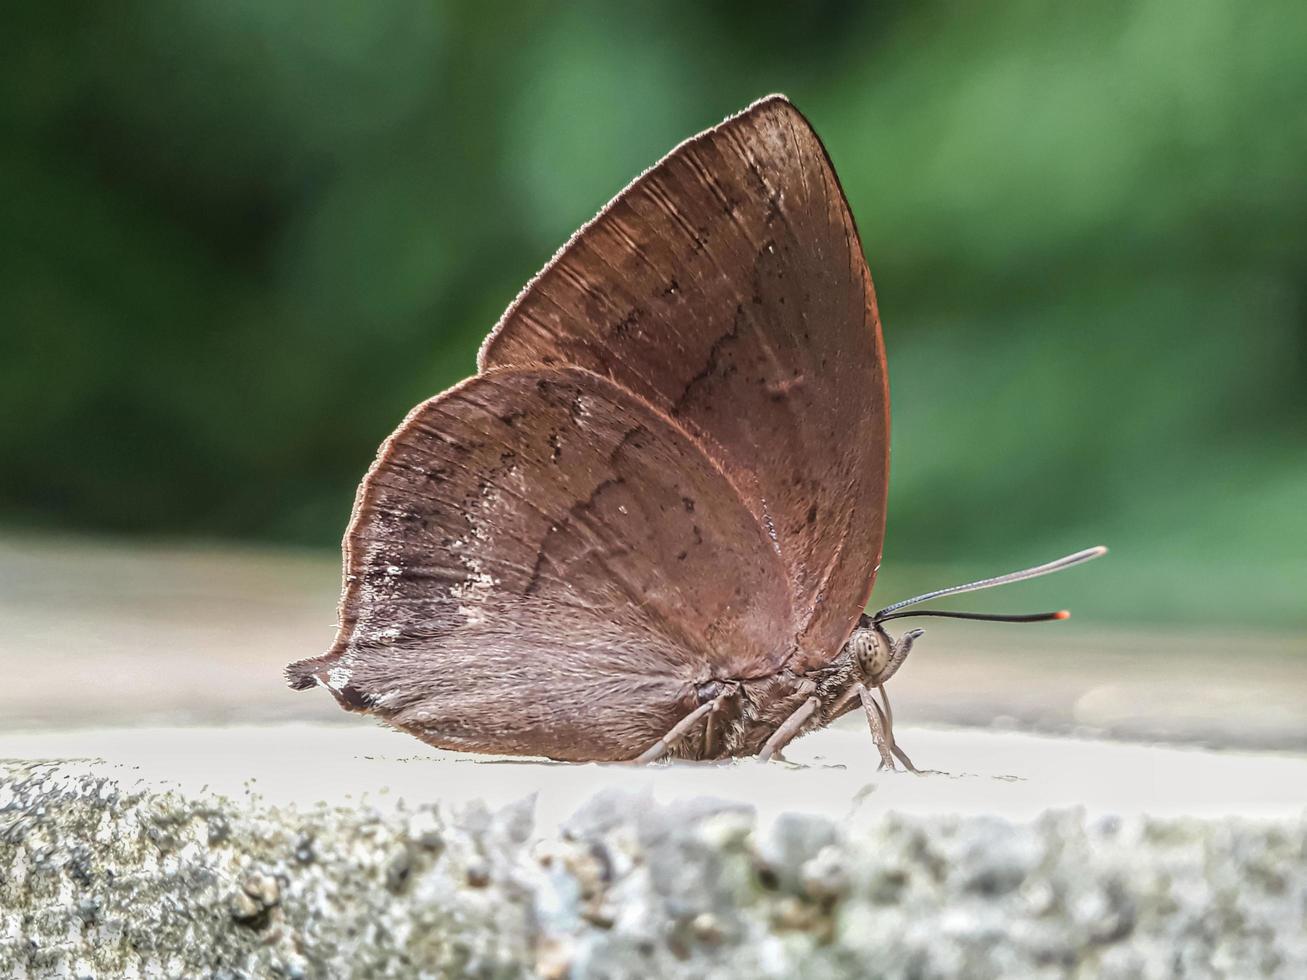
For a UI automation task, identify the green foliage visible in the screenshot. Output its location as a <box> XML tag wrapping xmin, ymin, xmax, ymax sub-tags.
<box><xmin>3</xmin><ymin>1</ymin><xmax>1304</xmax><ymax>627</ymax></box>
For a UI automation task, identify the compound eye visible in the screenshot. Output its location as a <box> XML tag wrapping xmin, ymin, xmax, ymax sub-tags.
<box><xmin>866</xmin><ymin>631</ymin><xmax>893</xmax><ymax>676</ymax></box>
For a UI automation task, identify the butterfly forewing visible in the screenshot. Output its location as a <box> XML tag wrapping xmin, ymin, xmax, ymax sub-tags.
<box><xmin>479</xmin><ymin>96</ymin><xmax>888</xmax><ymax>669</ymax></box>
<box><xmin>288</xmin><ymin>367</ymin><xmax>794</xmax><ymax>760</ymax></box>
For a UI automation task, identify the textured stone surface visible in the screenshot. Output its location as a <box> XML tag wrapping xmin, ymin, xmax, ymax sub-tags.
<box><xmin>4</xmin><ymin>747</ymin><xmax>1307</xmax><ymax>979</ymax></box>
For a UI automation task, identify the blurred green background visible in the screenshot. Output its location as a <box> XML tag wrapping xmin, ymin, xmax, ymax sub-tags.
<box><xmin>3</xmin><ymin>1</ymin><xmax>1304</xmax><ymax>630</ymax></box>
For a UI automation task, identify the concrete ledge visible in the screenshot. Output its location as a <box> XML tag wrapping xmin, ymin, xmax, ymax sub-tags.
<box><xmin>3</xmin><ymin>726</ymin><xmax>1306</xmax><ymax>978</ymax></box>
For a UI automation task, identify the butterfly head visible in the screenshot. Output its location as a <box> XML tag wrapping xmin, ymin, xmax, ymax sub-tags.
<box><xmin>845</xmin><ymin>613</ymin><xmax>924</xmax><ymax>686</ymax></box>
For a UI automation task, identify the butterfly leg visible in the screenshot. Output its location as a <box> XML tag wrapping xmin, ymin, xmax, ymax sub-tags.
<box><xmin>875</xmin><ymin>682</ymin><xmax>920</xmax><ymax>773</ymax></box>
<box><xmin>633</xmin><ymin>686</ymin><xmax>736</xmax><ymax>764</ymax></box>
<box><xmin>757</xmin><ymin>696</ymin><xmax>820</xmax><ymax>762</ymax></box>
<box><xmin>703</xmin><ymin>682</ymin><xmax>740</xmax><ymax>758</ymax></box>
<box><xmin>855</xmin><ymin>683</ymin><xmax>897</xmax><ymax>770</ymax></box>
<box><xmin>859</xmin><ymin>683</ymin><xmax>922</xmax><ymax>773</ymax></box>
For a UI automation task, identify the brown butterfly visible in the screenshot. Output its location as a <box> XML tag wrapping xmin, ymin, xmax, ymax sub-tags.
<box><xmin>286</xmin><ymin>95</ymin><xmax>1104</xmax><ymax>767</ymax></box>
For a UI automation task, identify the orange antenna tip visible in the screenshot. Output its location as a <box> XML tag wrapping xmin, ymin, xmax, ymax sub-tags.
<box><xmin>1054</xmin><ymin>610</ymin><xmax>1071</xmax><ymax>620</ymax></box>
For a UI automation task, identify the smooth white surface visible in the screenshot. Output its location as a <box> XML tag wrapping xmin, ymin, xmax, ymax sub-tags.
<box><xmin>3</xmin><ymin>722</ymin><xmax>1304</xmax><ymax>831</ymax></box>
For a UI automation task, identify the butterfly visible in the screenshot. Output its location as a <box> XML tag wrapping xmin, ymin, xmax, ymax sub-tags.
<box><xmin>286</xmin><ymin>95</ymin><xmax>1104</xmax><ymax>767</ymax></box>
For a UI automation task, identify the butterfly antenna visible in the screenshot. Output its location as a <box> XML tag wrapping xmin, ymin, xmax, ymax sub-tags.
<box><xmin>874</xmin><ymin>609</ymin><xmax>1070</xmax><ymax>624</ymax></box>
<box><xmin>872</xmin><ymin>546</ymin><xmax>1107</xmax><ymax>621</ymax></box>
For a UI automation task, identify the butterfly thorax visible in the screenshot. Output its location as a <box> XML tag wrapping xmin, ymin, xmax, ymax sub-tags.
<box><xmin>687</xmin><ymin>632</ymin><xmax>879</xmax><ymax>760</ymax></box>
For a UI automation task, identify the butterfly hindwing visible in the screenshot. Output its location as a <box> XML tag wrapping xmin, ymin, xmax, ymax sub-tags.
<box><xmin>287</xmin><ymin>366</ymin><xmax>794</xmax><ymax>760</ymax></box>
